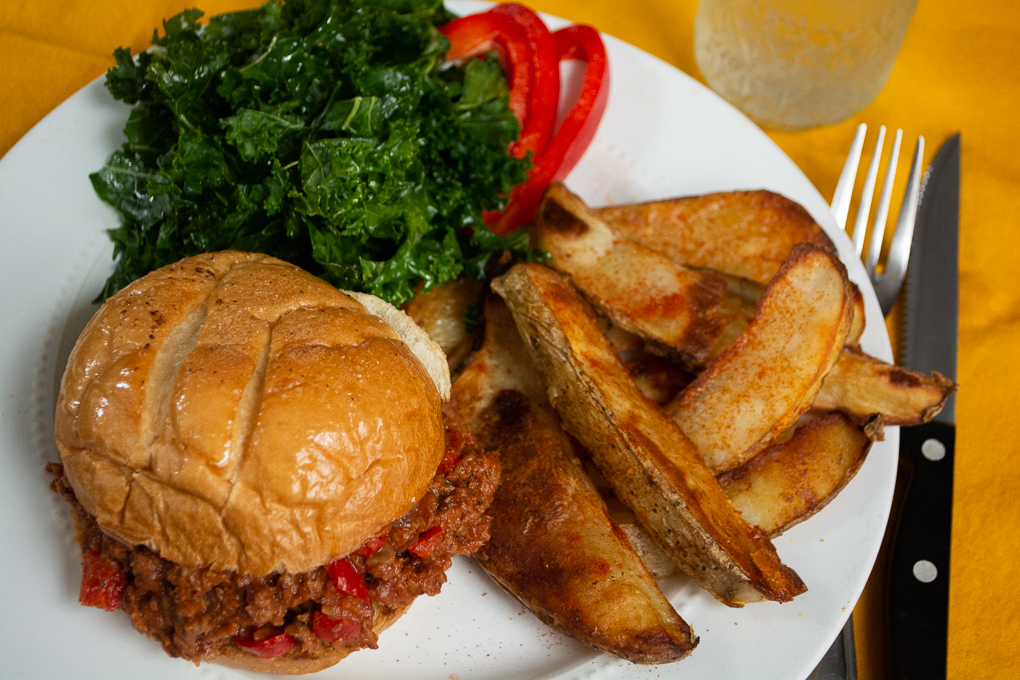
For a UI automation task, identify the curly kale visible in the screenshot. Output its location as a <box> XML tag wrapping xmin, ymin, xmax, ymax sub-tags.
<box><xmin>90</xmin><ymin>0</ymin><xmax>535</xmax><ymax>305</ymax></box>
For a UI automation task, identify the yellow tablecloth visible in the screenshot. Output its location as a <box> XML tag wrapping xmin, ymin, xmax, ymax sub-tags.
<box><xmin>2</xmin><ymin>1</ymin><xmax>1017</xmax><ymax>677</ymax></box>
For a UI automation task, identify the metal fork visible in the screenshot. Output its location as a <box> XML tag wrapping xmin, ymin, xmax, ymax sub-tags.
<box><xmin>831</xmin><ymin>123</ymin><xmax>925</xmax><ymax>317</ymax></box>
<box><xmin>809</xmin><ymin>124</ymin><xmax>926</xmax><ymax>680</ymax></box>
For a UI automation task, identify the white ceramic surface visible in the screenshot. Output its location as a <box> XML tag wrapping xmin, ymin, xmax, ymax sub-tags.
<box><xmin>0</xmin><ymin>3</ymin><xmax>895</xmax><ymax>678</ymax></box>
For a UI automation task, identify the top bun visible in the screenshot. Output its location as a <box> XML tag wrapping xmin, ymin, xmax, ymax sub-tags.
<box><xmin>55</xmin><ymin>252</ymin><xmax>446</xmax><ymax>576</ymax></box>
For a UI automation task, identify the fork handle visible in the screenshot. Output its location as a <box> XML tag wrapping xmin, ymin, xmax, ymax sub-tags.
<box><xmin>889</xmin><ymin>421</ymin><xmax>955</xmax><ymax>679</ymax></box>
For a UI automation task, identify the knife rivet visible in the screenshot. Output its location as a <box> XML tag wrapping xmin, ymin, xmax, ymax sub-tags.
<box><xmin>913</xmin><ymin>559</ymin><xmax>938</xmax><ymax>583</ymax></box>
<box><xmin>922</xmin><ymin>439</ymin><xmax>946</xmax><ymax>461</ymax></box>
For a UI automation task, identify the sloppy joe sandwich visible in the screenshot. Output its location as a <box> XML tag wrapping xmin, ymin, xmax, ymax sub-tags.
<box><xmin>50</xmin><ymin>251</ymin><xmax>499</xmax><ymax>673</ymax></box>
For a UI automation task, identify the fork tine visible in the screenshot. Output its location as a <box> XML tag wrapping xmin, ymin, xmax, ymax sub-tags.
<box><xmin>879</xmin><ymin>135</ymin><xmax>926</xmax><ymax>313</ymax></box>
<box><xmin>831</xmin><ymin>123</ymin><xmax>867</xmax><ymax>230</ymax></box>
<box><xmin>864</xmin><ymin>128</ymin><xmax>903</xmax><ymax>275</ymax></box>
<box><xmin>852</xmin><ymin>125</ymin><xmax>887</xmax><ymax>257</ymax></box>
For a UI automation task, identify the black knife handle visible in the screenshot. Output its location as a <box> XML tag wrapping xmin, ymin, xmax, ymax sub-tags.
<box><xmin>889</xmin><ymin>421</ymin><xmax>955</xmax><ymax>679</ymax></box>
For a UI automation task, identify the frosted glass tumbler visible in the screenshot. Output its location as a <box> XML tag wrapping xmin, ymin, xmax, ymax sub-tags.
<box><xmin>694</xmin><ymin>0</ymin><xmax>919</xmax><ymax>130</ymax></box>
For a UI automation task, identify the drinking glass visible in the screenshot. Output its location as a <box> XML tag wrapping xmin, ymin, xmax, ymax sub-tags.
<box><xmin>694</xmin><ymin>0</ymin><xmax>919</xmax><ymax>130</ymax></box>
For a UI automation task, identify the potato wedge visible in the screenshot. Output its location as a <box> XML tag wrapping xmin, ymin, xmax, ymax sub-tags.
<box><xmin>449</xmin><ymin>297</ymin><xmax>697</xmax><ymax>663</ymax></box>
<box><xmin>403</xmin><ymin>278</ymin><xmax>484</xmax><ymax>371</ymax></box>
<box><xmin>846</xmin><ymin>284</ymin><xmax>866</xmax><ymax>347</ymax></box>
<box><xmin>717</xmin><ymin>413</ymin><xmax>877</xmax><ymax>537</ymax></box>
<box><xmin>534</xmin><ymin>184</ymin><xmax>869</xmax><ymax>369</ymax></box>
<box><xmin>533</xmin><ymin>183</ymin><xmax>757</xmax><ymax>366</ymax></box>
<box><xmin>627</xmin><ymin>354</ymin><xmax>695</xmax><ymax>405</ymax></box>
<box><xmin>593</xmin><ymin>190</ymin><xmax>834</xmax><ymax>286</ymax></box>
<box><xmin>494</xmin><ymin>263</ymin><xmax>805</xmax><ymax>606</ymax></box>
<box><xmin>666</xmin><ymin>243</ymin><xmax>854</xmax><ymax>474</ymax></box>
<box><xmin>813</xmin><ymin>347</ymin><xmax>957</xmax><ymax>425</ymax></box>
<box><xmin>588</xmin><ymin>187</ymin><xmax>867</xmax><ymax>349</ymax></box>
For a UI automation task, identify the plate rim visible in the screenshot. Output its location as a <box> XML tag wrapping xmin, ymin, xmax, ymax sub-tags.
<box><xmin>0</xmin><ymin>3</ymin><xmax>896</xmax><ymax>678</ymax></box>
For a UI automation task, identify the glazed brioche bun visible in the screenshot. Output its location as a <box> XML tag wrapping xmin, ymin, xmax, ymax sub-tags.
<box><xmin>55</xmin><ymin>251</ymin><xmax>450</xmax><ymax>576</ymax></box>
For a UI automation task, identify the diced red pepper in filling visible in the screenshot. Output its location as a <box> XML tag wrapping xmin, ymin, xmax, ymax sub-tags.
<box><xmin>488</xmin><ymin>3</ymin><xmax>560</xmax><ymax>161</ymax></box>
<box><xmin>78</xmin><ymin>549</ymin><xmax>125</xmax><ymax>612</ymax></box>
<box><xmin>353</xmin><ymin>534</ymin><xmax>388</xmax><ymax>557</ymax></box>
<box><xmin>439</xmin><ymin>11</ymin><xmax>532</xmax><ymax>130</ymax></box>
<box><xmin>326</xmin><ymin>557</ymin><xmax>371</xmax><ymax>604</ymax></box>
<box><xmin>312</xmin><ymin>611</ymin><xmax>363</xmax><ymax>643</ymax></box>
<box><xmin>488</xmin><ymin>24</ymin><xmax>609</xmax><ymax>234</ymax></box>
<box><xmin>410</xmin><ymin>526</ymin><xmax>444</xmax><ymax>559</ymax></box>
<box><xmin>234</xmin><ymin>631</ymin><xmax>298</xmax><ymax>658</ymax></box>
<box><xmin>438</xmin><ymin>421</ymin><xmax>466</xmax><ymax>475</ymax></box>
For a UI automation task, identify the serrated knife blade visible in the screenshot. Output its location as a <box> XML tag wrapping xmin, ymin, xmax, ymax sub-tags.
<box><xmin>889</xmin><ymin>133</ymin><xmax>960</xmax><ymax>680</ymax></box>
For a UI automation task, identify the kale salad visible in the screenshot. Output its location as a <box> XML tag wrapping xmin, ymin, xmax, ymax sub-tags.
<box><xmin>91</xmin><ymin>0</ymin><xmax>536</xmax><ymax>305</ymax></box>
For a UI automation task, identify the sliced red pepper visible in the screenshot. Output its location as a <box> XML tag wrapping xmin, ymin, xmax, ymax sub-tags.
<box><xmin>78</xmin><ymin>549</ymin><xmax>125</xmax><ymax>612</ymax></box>
<box><xmin>353</xmin><ymin>534</ymin><xmax>388</xmax><ymax>557</ymax></box>
<box><xmin>488</xmin><ymin>4</ymin><xmax>560</xmax><ymax>161</ymax></box>
<box><xmin>439</xmin><ymin>11</ymin><xmax>532</xmax><ymax>131</ymax></box>
<box><xmin>326</xmin><ymin>557</ymin><xmax>371</xmax><ymax>604</ymax></box>
<box><xmin>549</xmin><ymin>25</ymin><xmax>610</xmax><ymax>181</ymax></box>
<box><xmin>409</xmin><ymin>526</ymin><xmax>444</xmax><ymax>559</ymax></box>
<box><xmin>233</xmin><ymin>630</ymin><xmax>298</xmax><ymax>658</ymax></box>
<box><xmin>488</xmin><ymin>24</ymin><xmax>609</xmax><ymax>234</ymax></box>
<box><xmin>312</xmin><ymin>611</ymin><xmax>362</xmax><ymax>643</ymax></box>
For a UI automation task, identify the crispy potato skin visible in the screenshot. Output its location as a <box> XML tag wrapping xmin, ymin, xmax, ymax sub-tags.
<box><xmin>448</xmin><ymin>297</ymin><xmax>697</xmax><ymax>664</ymax></box>
<box><xmin>476</xmin><ymin>390</ymin><xmax>698</xmax><ymax>663</ymax></box>
<box><xmin>846</xmin><ymin>284</ymin><xmax>866</xmax><ymax>347</ymax></box>
<box><xmin>814</xmin><ymin>347</ymin><xmax>957</xmax><ymax>425</ymax></box>
<box><xmin>667</xmin><ymin>243</ymin><xmax>854</xmax><ymax>474</ymax></box>
<box><xmin>585</xmin><ymin>187</ymin><xmax>866</xmax><ymax>359</ymax></box>
<box><xmin>593</xmin><ymin>190</ymin><xmax>834</xmax><ymax>286</ymax></box>
<box><xmin>533</xmin><ymin>184</ymin><xmax>755</xmax><ymax>366</ymax></box>
<box><xmin>494</xmin><ymin>263</ymin><xmax>805</xmax><ymax>606</ymax></box>
<box><xmin>718</xmin><ymin>413</ymin><xmax>875</xmax><ymax>537</ymax></box>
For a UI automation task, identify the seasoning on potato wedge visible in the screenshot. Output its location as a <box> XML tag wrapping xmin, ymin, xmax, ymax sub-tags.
<box><xmin>532</xmin><ymin>183</ymin><xmax>757</xmax><ymax>366</ymax></box>
<box><xmin>448</xmin><ymin>296</ymin><xmax>698</xmax><ymax>663</ymax></box>
<box><xmin>493</xmin><ymin>263</ymin><xmax>806</xmax><ymax>606</ymax></box>
<box><xmin>813</xmin><ymin>347</ymin><xmax>957</xmax><ymax>426</ymax></box>
<box><xmin>666</xmin><ymin>243</ymin><xmax>855</xmax><ymax>473</ymax></box>
<box><xmin>593</xmin><ymin>189</ymin><xmax>834</xmax><ymax>285</ymax></box>
<box><xmin>717</xmin><ymin>413</ymin><xmax>878</xmax><ymax>537</ymax></box>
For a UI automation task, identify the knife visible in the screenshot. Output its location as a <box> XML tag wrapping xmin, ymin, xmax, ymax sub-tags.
<box><xmin>888</xmin><ymin>133</ymin><xmax>960</xmax><ymax>679</ymax></box>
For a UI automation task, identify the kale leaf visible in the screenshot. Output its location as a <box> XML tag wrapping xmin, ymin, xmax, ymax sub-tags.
<box><xmin>91</xmin><ymin>0</ymin><xmax>533</xmax><ymax>305</ymax></box>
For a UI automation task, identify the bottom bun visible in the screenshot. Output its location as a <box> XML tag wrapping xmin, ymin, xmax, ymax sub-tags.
<box><xmin>210</xmin><ymin>602</ymin><xmax>413</xmax><ymax>675</ymax></box>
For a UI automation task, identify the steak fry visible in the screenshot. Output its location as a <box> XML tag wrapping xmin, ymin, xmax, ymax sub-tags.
<box><xmin>493</xmin><ymin>263</ymin><xmax>805</xmax><ymax>606</ymax></box>
<box><xmin>593</xmin><ymin>189</ymin><xmax>834</xmax><ymax>286</ymax></box>
<box><xmin>814</xmin><ymin>347</ymin><xmax>957</xmax><ymax>426</ymax></box>
<box><xmin>666</xmin><ymin>243</ymin><xmax>854</xmax><ymax>473</ymax></box>
<box><xmin>533</xmin><ymin>183</ymin><xmax>756</xmax><ymax>366</ymax></box>
<box><xmin>535</xmin><ymin>183</ymin><xmax>865</xmax><ymax>367</ymax></box>
<box><xmin>448</xmin><ymin>296</ymin><xmax>697</xmax><ymax>664</ymax></box>
<box><xmin>717</xmin><ymin>413</ymin><xmax>877</xmax><ymax>537</ymax></box>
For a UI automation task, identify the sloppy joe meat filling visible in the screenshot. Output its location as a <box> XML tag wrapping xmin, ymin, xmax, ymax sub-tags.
<box><xmin>49</xmin><ymin>419</ymin><xmax>499</xmax><ymax>663</ymax></box>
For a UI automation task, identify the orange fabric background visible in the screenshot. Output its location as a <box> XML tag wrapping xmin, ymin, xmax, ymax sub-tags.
<box><xmin>2</xmin><ymin>1</ymin><xmax>1018</xmax><ymax>677</ymax></box>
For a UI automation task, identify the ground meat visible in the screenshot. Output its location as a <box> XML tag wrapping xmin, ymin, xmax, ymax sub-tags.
<box><xmin>48</xmin><ymin>419</ymin><xmax>499</xmax><ymax>665</ymax></box>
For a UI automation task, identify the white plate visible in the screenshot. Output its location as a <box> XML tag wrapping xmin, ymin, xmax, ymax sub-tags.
<box><xmin>0</xmin><ymin>3</ymin><xmax>895</xmax><ymax>679</ymax></box>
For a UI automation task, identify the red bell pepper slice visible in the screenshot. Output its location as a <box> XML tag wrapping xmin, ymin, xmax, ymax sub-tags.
<box><xmin>326</xmin><ymin>557</ymin><xmax>371</xmax><ymax>604</ymax></box>
<box><xmin>312</xmin><ymin>611</ymin><xmax>362</xmax><ymax>643</ymax></box>
<box><xmin>489</xmin><ymin>24</ymin><xmax>609</xmax><ymax>234</ymax></box>
<box><xmin>439</xmin><ymin>12</ymin><xmax>532</xmax><ymax>131</ymax></box>
<box><xmin>409</xmin><ymin>526</ymin><xmax>444</xmax><ymax>559</ymax></box>
<box><xmin>353</xmin><ymin>534</ymin><xmax>388</xmax><ymax>557</ymax></box>
<box><xmin>78</xmin><ymin>549</ymin><xmax>125</xmax><ymax>612</ymax></box>
<box><xmin>488</xmin><ymin>4</ymin><xmax>560</xmax><ymax>161</ymax></box>
<box><xmin>234</xmin><ymin>630</ymin><xmax>298</xmax><ymax>658</ymax></box>
<box><xmin>549</xmin><ymin>25</ymin><xmax>610</xmax><ymax>181</ymax></box>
